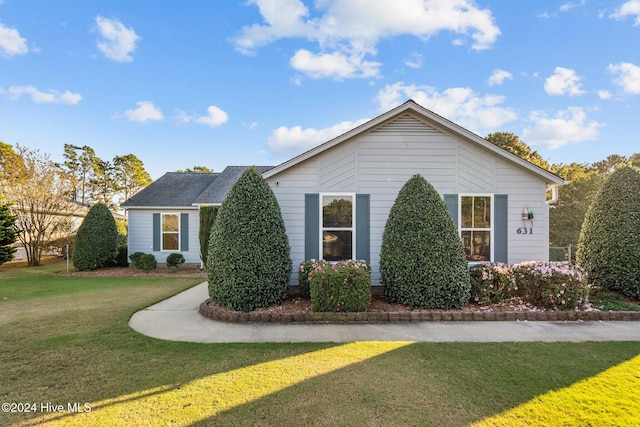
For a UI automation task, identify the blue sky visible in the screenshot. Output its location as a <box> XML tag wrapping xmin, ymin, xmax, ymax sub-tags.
<box><xmin>1</xmin><ymin>0</ymin><xmax>640</xmax><ymax>179</ymax></box>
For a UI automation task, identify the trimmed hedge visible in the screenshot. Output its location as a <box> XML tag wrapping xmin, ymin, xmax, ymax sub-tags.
<box><xmin>298</xmin><ymin>260</ymin><xmax>315</xmax><ymax>299</ymax></box>
<box><xmin>129</xmin><ymin>252</ymin><xmax>157</xmax><ymax>271</ymax></box>
<box><xmin>166</xmin><ymin>252</ymin><xmax>185</xmax><ymax>269</ymax></box>
<box><xmin>72</xmin><ymin>203</ymin><xmax>118</xmax><ymax>271</ymax></box>
<box><xmin>469</xmin><ymin>262</ymin><xmax>514</xmax><ymax>305</ymax></box>
<box><xmin>577</xmin><ymin>165</ymin><xmax>640</xmax><ymax>299</ymax></box>
<box><xmin>207</xmin><ymin>167</ymin><xmax>292</xmax><ymax>312</ymax></box>
<box><xmin>309</xmin><ymin>259</ymin><xmax>371</xmax><ymax>312</ymax></box>
<box><xmin>199</xmin><ymin>205</ymin><xmax>219</xmax><ymax>269</ymax></box>
<box><xmin>380</xmin><ymin>174</ymin><xmax>470</xmax><ymax>308</ymax></box>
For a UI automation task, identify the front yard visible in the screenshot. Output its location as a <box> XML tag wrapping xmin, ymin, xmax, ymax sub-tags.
<box><xmin>1</xmin><ymin>261</ymin><xmax>639</xmax><ymax>426</ymax></box>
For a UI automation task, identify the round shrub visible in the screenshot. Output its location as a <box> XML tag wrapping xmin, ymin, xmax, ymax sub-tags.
<box><xmin>129</xmin><ymin>252</ymin><xmax>157</xmax><ymax>271</ymax></box>
<box><xmin>577</xmin><ymin>165</ymin><xmax>640</xmax><ymax>299</ymax></box>
<box><xmin>73</xmin><ymin>203</ymin><xmax>118</xmax><ymax>271</ymax></box>
<box><xmin>298</xmin><ymin>260</ymin><xmax>316</xmax><ymax>299</ymax></box>
<box><xmin>309</xmin><ymin>260</ymin><xmax>371</xmax><ymax>312</ymax></box>
<box><xmin>510</xmin><ymin>262</ymin><xmax>589</xmax><ymax>310</ymax></box>
<box><xmin>166</xmin><ymin>252</ymin><xmax>185</xmax><ymax>269</ymax></box>
<box><xmin>380</xmin><ymin>174</ymin><xmax>470</xmax><ymax>308</ymax></box>
<box><xmin>207</xmin><ymin>167</ymin><xmax>292</xmax><ymax>312</ymax></box>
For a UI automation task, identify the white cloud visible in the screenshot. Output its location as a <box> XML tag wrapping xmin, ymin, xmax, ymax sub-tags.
<box><xmin>523</xmin><ymin>107</ymin><xmax>603</xmax><ymax>149</ymax></box>
<box><xmin>544</xmin><ymin>67</ymin><xmax>586</xmax><ymax>96</ymax></box>
<box><xmin>124</xmin><ymin>101</ymin><xmax>163</xmax><ymax>123</ymax></box>
<box><xmin>194</xmin><ymin>105</ymin><xmax>229</xmax><ymax>127</ymax></box>
<box><xmin>290</xmin><ymin>48</ymin><xmax>380</xmax><ymax>80</ymax></box>
<box><xmin>95</xmin><ymin>16</ymin><xmax>140</xmax><ymax>62</ymax></box>
<box><xmin>488</xmin><ymin>69</ymin><xmax>513</xmax><ymax>86</ymax></box>
<box><xmin>598</xmin><ymin>90</ymin><xmax>612</xmax><ymax>100</ymax></box>
<box><xmin>608</xmin><ymin>62</ymin><xmax>640</xmax><ymax>94</ymax></box>
<box><xmin>0</xmin><ymin>20</ymin><xmax>28</xmax><ymax>58</ymax></box>
<box><xmin>404</xmin><ymin>52</ymin><xmax>423</xmax><ymax>69</ymax></box>
<box><xmin>560</xmin><ymin>0</ymin><xmax>586</xmax><ymax>12</ymax></box>
<box><xmin>5</xmin><ymin>85</ymin><xmax>81</xmax><ymax>104</ymax></box>
<box><xmin>611</xmin><ymin>0</ymin><xmax>640</xmax><ymax>26</ymax></box>
<box><xmin>376</xmin><ymin>82</ymin><xmax>517</xmax><ymax>132</ymax></box>
<box><xmin>235</xmin><ymin>0</ymin><xmax>500</xmax><ymax>80</ymax></box>
<box><xmin>268</xmin><ymin>118</ymin><xmax>369</xmax><ymax>156</ymax></box>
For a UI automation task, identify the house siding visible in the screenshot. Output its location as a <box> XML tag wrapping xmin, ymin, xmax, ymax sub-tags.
<box><xmin>267</xmin><ymin>113</ymin><xmax>551</xmax><ymax>285</ymax></box>
<box><xmin>127</xmin><ymin>208</ymin><xmax>201</xmax><ymax>265</ymax></box>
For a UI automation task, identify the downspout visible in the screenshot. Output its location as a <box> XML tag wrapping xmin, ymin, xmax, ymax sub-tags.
<box><xmin>546</xmin><ymin>184</ymin><xmax>560</xmax><ymax>205</ymax></box>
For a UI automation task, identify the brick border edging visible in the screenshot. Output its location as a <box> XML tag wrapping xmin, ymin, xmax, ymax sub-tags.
<box><xmin>198</xmin><ymin>300</ymin><xmax>640</xmax><ymax>323</ymax></box>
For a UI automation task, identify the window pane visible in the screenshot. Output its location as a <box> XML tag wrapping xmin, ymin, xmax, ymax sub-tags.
<box><xmin>322</xmin><ymin>196</ymin><xmax>352</xmax><ymax>228</ymax></box>
<box><xmin>322</xmin><ymin>230</ymin><xmax>352</xmax><ymax>261</ymax></box>
<box><xmin>162</xmin><ymin>214</ymin><xmax>179</xmax><ymax>232</ymax></box>
<box><xmin>461</xmin><ymin>197</ymin><xmax>473</xmax><ymax>228</ymax></box>
<box><xmin>462</xmin><ymin>230</ymin><xmax>490</xmax><ymax>262</ymax></box>
<box><xmin>163</xmin><ymin>233</ymin><xmax>179</xmax><ymax>251</ymax></box>
<box><xmin>473</xmin><ymin>197</ymin><xmax>491</xmax><ymax>228</ymax></box>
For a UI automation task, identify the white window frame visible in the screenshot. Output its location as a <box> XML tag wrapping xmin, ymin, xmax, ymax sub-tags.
<box><xmin>459</xmin><ymin>194</ymin><xmax>494</xmax><ymax>263</ymax></box>
<box><xmin>319</xmin><ymin>193</ymin><xmax>356</xmax><ymax>261</ymax></box>
<box><xmin>161</xmin><ymin>213</ymin><xmax>180</xmax><ymax>251</ymax></box>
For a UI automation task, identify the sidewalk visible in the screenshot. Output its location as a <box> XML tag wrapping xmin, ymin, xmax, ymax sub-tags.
<box><xmin>128</xmin><ymin>282</ymin><xmax>640</xmax><ymax>343</ymax></box>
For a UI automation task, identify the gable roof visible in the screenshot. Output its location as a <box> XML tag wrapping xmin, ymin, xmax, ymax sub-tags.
<box><xmin>121</xmin><ymin>166</ymin><xmax>275</xmax><ymax>208</ymax></box>
<box><xmin>263</xmin><ymin>100</ymin><xmax>566</xmax><ymax>186</ymax></box>
<box><xmin>121</xmin><ymin>172</ymin><xmax>219</xmax><ymax>208</ymax></box>
<box><xmin>194</xmin><ymin>166</ymin><xmax>274</xmax><ymax>205</ymax></box>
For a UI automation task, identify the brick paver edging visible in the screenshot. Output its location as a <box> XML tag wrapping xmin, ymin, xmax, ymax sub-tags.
<box><xmin>199</xmin><ymin>300</ymin><xmax>640</xmax><ymax>323</ymax></box>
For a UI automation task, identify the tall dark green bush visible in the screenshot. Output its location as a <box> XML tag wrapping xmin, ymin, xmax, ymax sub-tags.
<box><xmin>577</xmin><ymin>165</ymin><xmax>640</xmax><ymax>299</ymax></box>
<box><xmin>0</xmin><ymin>201</ymin><xmax>18</xmax><ymax>265</ymax></box>
<box><xmin>207</xmin><ymin>167</ymin><xmax>292</xmax><ymax>312</ymax></box>
<box><xmin>199</xmin><ymin>205</ymin><xmax>219</xmax><ymax>269</ymax></box>
<box><xmin>73</xmin><ymin>203</ymin><xmax>118</xmax><ymax>271</ymax></box>
<box><xmin>380</xmin><ymin>174</ymin><xmax>470</xmax><ymax>308</ymax></box>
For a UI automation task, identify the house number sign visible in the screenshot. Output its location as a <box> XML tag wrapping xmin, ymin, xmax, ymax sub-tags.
<box><xmin>516</xmin><ymin>227</ymin><xmax>533</xmax><ymax>235</ymax></box>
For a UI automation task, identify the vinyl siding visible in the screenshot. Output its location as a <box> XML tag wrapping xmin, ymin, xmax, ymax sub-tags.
<box><xmin>127</xmin><ymin>208</ymin><xmax>201</xmax><ymax>265</ymax></box>
<box><xmin>267</xmin><ymin>113</ymin><xmax>552</xmax><ymax>285</ymax></box>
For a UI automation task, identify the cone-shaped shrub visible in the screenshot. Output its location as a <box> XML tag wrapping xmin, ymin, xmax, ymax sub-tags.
<box><xmin>207</xmin><ymin>167</ymin><xmax>292</xmax><ymax>312</ymax></box>
<box><xmin>380</xmin><ymin>174</ymin><xmax>470</xmax><ymax>308</ymax></box>
<box><xmin>73</xmin><ymin>203</ymin><xmax>118</xmax><ymax>271</ymax></box>
<box><xmin>577</xmin><ymin>165</ymin><xmax>640</xmax><ymax>299</ymax></box>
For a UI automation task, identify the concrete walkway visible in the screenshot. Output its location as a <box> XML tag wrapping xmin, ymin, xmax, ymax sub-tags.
<box><xmin>129</xmin><ymin>282</ymin><xmax>640</xmax><ymax>343</ymax></box>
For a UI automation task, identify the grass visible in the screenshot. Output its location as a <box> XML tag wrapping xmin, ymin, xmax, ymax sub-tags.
<box><xmin>1</xmin><ymin>261</ymin><xmax>639</xmax><ymax>426</ymax></box>
<box><xmin>589</xmin><ymin>288</ymin><xmax>640</xmax><ymax>312</ymax></box>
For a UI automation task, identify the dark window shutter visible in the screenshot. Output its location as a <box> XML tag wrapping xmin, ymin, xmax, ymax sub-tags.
<box><xmin>180</xmin><ymin>213</ymin><xmax>189</xmax><ymax>252</ymax></box>
<box><xmin>444</xmin><ymin>194</ymin><xmax>458</xmax><ymax>226</ymax></box>
<box><xmin>355</xmin><ymin>194</ymin><xmax>370</xmax><ymax>262</ymax></box>
<box><xmin>305</xmin><ymin>194</ymin><xmax>319</xmax><ymax>260</ymax></box>
<box><xmin>152</xmin><ymin>213</ymin><xmax>161</xmax><ymax>251</ymax></box>
<box><xmin>494</xmin><ymin>195</ymin><xmax>508</xmax><ymax>263</ymax></box>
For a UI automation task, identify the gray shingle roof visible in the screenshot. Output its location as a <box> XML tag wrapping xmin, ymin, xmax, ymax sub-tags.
<box><xmin>121</xmin><ymin>166</ymin><xmax>275</xmax><ymax>208</ymax></box>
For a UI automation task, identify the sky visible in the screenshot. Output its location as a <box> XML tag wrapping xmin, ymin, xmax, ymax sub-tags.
<box><xmin>1</xmin><ymin>0</ymin><xmax>640</xmax><ymax>180</ymax></box>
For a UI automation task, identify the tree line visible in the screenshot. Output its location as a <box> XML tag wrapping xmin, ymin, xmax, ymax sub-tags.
<box><xmin>0</xmin><ymin>141</ymin><xmax>152</xmax><ymax>266</ymax></box>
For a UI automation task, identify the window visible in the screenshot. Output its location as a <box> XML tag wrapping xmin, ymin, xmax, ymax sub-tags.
<box><xmin>460</xmin><ymin>195</ymin><xmax>492</xmax><ymax>262</ymax></box>
<box><xmin>162</xmin><ymin>214</ymin><xmax>179</xmax><ymax>251</ymax></box>
<box><xmin>321</xmin><ymin>194</ymin><xmax>354</xmax><ymax>261</ymax></box>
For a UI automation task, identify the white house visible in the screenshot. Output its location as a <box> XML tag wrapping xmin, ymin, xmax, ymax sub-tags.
<box><xmin>121</xmin><ymin>100</ymin><xmax>566</xmax><ymax>285</ymax></box>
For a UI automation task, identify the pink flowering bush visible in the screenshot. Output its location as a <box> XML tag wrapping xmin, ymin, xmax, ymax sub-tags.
<box><xmin>308</xmin><ymin>259</ymin><xmax>371</xmax><ymax>312</ymax></box>
<box><xmin>470</xmin><ymin>261</ymin><xmax>590</xmax><ymax>310</ymax></box>
<box><xmin>469</xmin><ymin>263</ymin><xmax>514</xmax><ymax>305</ymax></box>
<box><xmin>511</xmin><ymin>262</ymin><xmax>589</xmax><ymax>310</ymax></box>
<box><xmin>298</xmin><ymin>259</ymin><xmax>322</xmax><ymax>299</ymax></box>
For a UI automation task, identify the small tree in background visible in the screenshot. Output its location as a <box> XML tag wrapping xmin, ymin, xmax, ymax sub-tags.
<box><xmin>199</xmin><ymin>205</ymin><xmax>219</xmax><ymax>269</ymax></box>
<box><xmin>0</xmin><ymin>199</ymin><xmax>18</xmax><ymax>265</ymax></box>
<box><xmin>73</xmin><ymin>203</ymin><xmax>118</xmax><ymax>271</ymax></box>
<box><xmin>380</xmin><ymin>174</ymin><xmax>470</xmax><ymax>308</ymax></box>
<box><xmin>207</xmin><ymin>167</ymin><xmax>291</xmax><ymax>312</ymax></box>
<box><xmin>577</xmin><ymin>165</ymin><xmax>640</xmax><ymax>299</ymax></box>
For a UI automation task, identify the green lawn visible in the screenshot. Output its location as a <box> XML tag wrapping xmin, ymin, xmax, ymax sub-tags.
<box><xmin>1</xmin><ymin>262</ymin><xmax>639</xmax><ymax>426</ymax></box>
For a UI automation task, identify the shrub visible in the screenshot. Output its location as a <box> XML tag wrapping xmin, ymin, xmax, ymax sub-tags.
<box><xmin>577</xmin><ymin>165</ymin><xmax>640</xmax><ymax>299</ymax></box>
<box><xmin>207</xmin><ymin>167</ymin><xmax>292</xmax><ymax>312</ymax></box>
<box><xmin>298</xmin><ymin>260</ymin><xmax>316</xmax><ymax>299</ymax></box>
<box><xmin>129</xmin><ymin>252</ymin><xmax>157</xmax><ymax>271</ymax></box>
<box><xmin>511</xmin><ymin>262</ymin><xmax>589</xmax><ymax>310</ymax></box>
<box><xmin>549</xmin><ymin>247</ymin><xmax>567</xmax><ymax>262</ymax></box>
<box><xmin>73</xmin><ymin>203</ymin><xmax>118</xmax><ymax>271</ymax></box>
<box><xmin>111</xmin><ymin>245</ymin><xmax>129</xmax><ymax>267</ymax></box>
<box><xmin>0</xmin><ymin>201</ymin><xmax>17</xmax><ymax>265</ymax></box>
<box><xmin>166</xmin><ymin>252</ymin><xmax>185</xmax><ymax>269</ymax></box>
<box><xmin>309</xmin><ymin>260</ymin><xmax>371</xmax><ymax>312</ymax></box>
<box><xmin>199</xmin><ymin>205</ymin><xmax>219</xmax><ymax>269</ymax></box>
<box><xmin>469</xmin><ymin>263</ymin><xmax>514</xmax><ymax>305</ymax></box>
<box><xmin>380</xmin><ymin>174</ymin><xmax>470</xmax><ymax>308</ymax></box>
